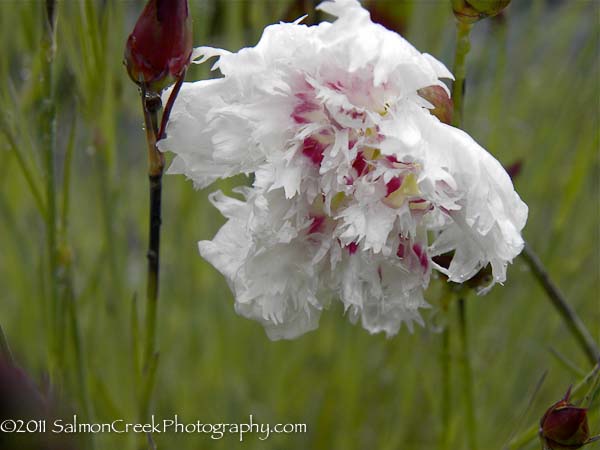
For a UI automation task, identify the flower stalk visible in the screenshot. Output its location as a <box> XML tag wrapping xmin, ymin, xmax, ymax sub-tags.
<box><xmin>440</xmin><ymin>294</ymin><xmax>452</xmax><ymax>450</ymax></box>
<box><xmin>41</xmin><ymin>0</ymin><xmax>62</xmax><ymax>383</ymax></box>
<box><xmin>125</xmin><ymin>0</ymin><xmax>192</xmax><ymax>432</ymax></box>
<box><xmin>450</xmin><ymin>17</ymin><xmax>478</xmax><ymax>449</ymax></box>
<box><xmin>521</xmin><ymin>243</ymin><xmax>600</xmax><ymax>367</ymax></box>
<box><xmin>458</xmin><ymin>298</ymin><xmax>477</xmax><ymax>450</ymax></box>
<box><xmin>138</xmin><ymin>72</ymin><xmax>186</xmax><ymax>427</ymax></box>
<box><xmin>451</xmin><ymin>21</ymin><xmax>472</xmax><ymax>128</ymax></box>
<box><xmin>0</xmin><ymin>124</ymin><xmax>46</xmax><ymax>217</ymax></box>
<box><xmin>0</xmin><ymin>324</ymin><xmax>14</xmax><ymax>364</ymax></box>
<box><xmin>139</xmin><ymin>88</ymin><xmax>163</xmax><ymax>425</ymax></box>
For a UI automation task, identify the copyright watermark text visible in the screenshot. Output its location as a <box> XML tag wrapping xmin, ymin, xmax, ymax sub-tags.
<box><xmin>0</xmin><ymin>414</ymin><xmax>307</xmax><ymax>441</ymax></box>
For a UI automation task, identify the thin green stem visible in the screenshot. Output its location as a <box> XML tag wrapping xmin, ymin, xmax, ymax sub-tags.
<box><xmin>41</xmin><ymin>0</ymin><xmax>61</xmax><ymax>382</ymax></box>
<box><xmin>0</xmin><ymin>125</ymin><xmax>46</xmax><ymax>217</ymax></box>
<box><xmin>138</xmin><ymin>88</ymin><xmax>163</xmax><ymax>431</ymax></box>
<box><xmin>457</xmin><ymin>298</ymin><xmax>477</xmax><ymax>450</ymax></box>
<box><xmin>439</xmin><ymin>290</ymin><xmax>452</xmax><ymax>450</ymax></box>
<box><xmin>451</xmin><ymin>19</ymin><xmax>476</xmax><ymax>450</ymax></box>
<box><xmin>441</xmin><ymin>324</ymin><xmax>451</xmax><ymax>450</ymax></box>
<box><xmin>60</xmin><ymin>116</ymin><xmax>76</xmax><ymax>235</ymax></box>
<box><xmin>136</xmin><ymin>76</ymin><xmax>185</xmax><ymax>445</ymax></box>
<box><xmin>521</xmin><ymin>243</ymin><xmax>600</xmax><ymax>366</ymax></box>
<box><xmin>131</xmin><ymin>293</ymin><xmax>141</xmax><ymax>382</ymax></box>
<box><xmin>95</xmin><ymin>144</ymin><xmax>120</xmax><ymax>313</ymax></box>
<box><xmin>58</xmin><ymin>114</ymin><xmax>94</xmax><ymax>447</ymax></box>
<box><xmin>0</xmin><ymin>324</ymin><xmax>14</xmax><ymax>364</ymax></box>
<box><xmin>65</xmin><ymin>272</ymin><xmax>95</xmax><ymax>450</ymax></box>
<box><xmin>549</xmin><ymin>347</ymin><xmax>586</xmax><ymax>378</ymax></box>
<box><xmin>451</xmin><ymin>21</ymin><xmax>472</xmax><ymax>128</ymax></box>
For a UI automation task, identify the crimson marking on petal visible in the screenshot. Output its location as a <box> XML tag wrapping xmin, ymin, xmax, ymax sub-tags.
<box><xmin>326</xmin><ymin>81</ymin><xmax>343</xmax><ymax>91</ymax></box>
<box><xmin>293</xmin><ymin>101</ymin><xmax>320</xmax><ymax>115</ymax></box>
<box><xmin>412</xmin><ymin>244</ymin><xmax>429</xmax><ymax>271</ymax></box>
<box><xmin>350</xmin><ymin>110</ymin><xmax>365</xmax><ymax>120</ymax></box>
<box><xmin>385</xmin><ymin>155</ymin><xmax>399</xmax><ymax>164</ymax></box>
<box><xmin>352</xmin><ymin>151</ymin><xmax>368</xmax><ymax>177</ymax></box>
<box><xmin>302</xmin><ymin>137</ymin><xmax>326</xmax><ymax>166</ymax></box>
<box><xmin>346</xmin><ymin>242</ymin><xmax>359</xmax><ymax>255</ymax></box>
<box><xmin>308</xmin><ymin>215</ymin><xmax>326</xmax><ymax>234</ymax></box>
<box><xmin>386</xmin><ymin>176</ymin><xmax>403</xmax><ymax>196</ymax></box>
<box><xmin>291</xmin><ymin>92</ymin><xmax>321</xmax><ymax>124</ymax></box>
<box><xmin>292</xmin><ymin>113</ymin><xmax>311</xmax><ymax>124</ymax></box>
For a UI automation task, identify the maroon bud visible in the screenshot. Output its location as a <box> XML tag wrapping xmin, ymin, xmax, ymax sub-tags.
<box><xmin>540</xmin><ymin>387</ymin><xmax>590</xmax><ymax>450</ymax></box>
<box><xmin>418</xmin><ymin>85</ymin><xmax>454</xmax><ymax>125</ymax></box>
<box><xmin>124</xmin><ymin>0</ymin><xmax>192</xmax><ymax>93</ymax></box>
<box><xmin>0</xmin><ymin>359</ymin><xmax>77</xmax><ymax>450</ymax></box>
<box><xmin>505</xmin><ymin>160</ymin><xmax>523</xmax><ymax>181</ymax></box>
<box><xmin>451</xmin><ymin>0</ymin><xmax>511</xmax><ymax>24</ymax></box>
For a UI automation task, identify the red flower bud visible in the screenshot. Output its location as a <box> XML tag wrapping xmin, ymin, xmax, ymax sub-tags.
<box><xmin>124</xmin><ymin>0</ymin><xmax>192</xmax><ymax>93</ymax></box>
<box><xmin>418</xmin><ymin>85</ymin><xmax>454</xmax><ymax>125</ymax></box>
<box><xmin>505</xmin><ymin>159</ymin><xmax>523</xmax><ymax>181</ymax></box>
<box><xmin>540</xmin><ymin>387</ymin><xmax>590</xmax><ymax>450</ymax></box>
<box><xmin>452</xmin><ymin>0</ymin><xmax>511</xmax><ymax>24</ymax></box>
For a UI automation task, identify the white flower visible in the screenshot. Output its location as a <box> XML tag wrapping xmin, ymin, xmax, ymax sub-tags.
<box><xmin>158</xmin><ymin>0</ymin><xmax>528</xmax><ymax>340</ymax></box>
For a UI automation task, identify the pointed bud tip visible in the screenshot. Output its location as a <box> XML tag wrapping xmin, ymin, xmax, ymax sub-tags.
<box><xmin>540</xmin><ymin>388</ymin><xmax>590</xmax><ymax>450</ymax></box>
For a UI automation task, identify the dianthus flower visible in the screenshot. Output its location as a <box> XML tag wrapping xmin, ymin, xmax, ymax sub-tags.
<box><xmin>158</xmin><ymin>0</ymin><xmax>528</xmax><ymax>340</ymax></box>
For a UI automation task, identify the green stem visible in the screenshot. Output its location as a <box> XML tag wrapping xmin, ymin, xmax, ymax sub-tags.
<box><xmin>440</xmin><ymin>291</ymin><xmax>452</xmax><ymax>450</ymax></box>
<box><xmin>65</xmin><ymin>271</ymin><xmax>95</xmax><ymax>450</ymax></box>
<box><xmin>0</xmin><ymin>324</ymin><xmax>14</xmax><ymax>364</ymax></box>
<box><xmin>136</xmin><ymin>74</ymin><xmax>184</xmax><ymax>445</ymax></box>
<box><xmin>0</xmin><ymin>126</ymin><xmax>46</xmax><ymax>217</ymax></box>
<box><xmin>131</xmin><ymin>293</ymin><xmax>141</xmax><ymax>383</ymax></box>
<box><xmin>441</xmin><ymin>324</ymin><xmax>451</xmax><ymax>450</ymax></box>
<box><xmin>457</xmin><ymin>298</ymin><xmax>477</xmax><ymax>450</ymax></box>
<box><xmin>60</xmin><ymin>116</ymin><xmax>76</xmax><ymax>239</ymax></box>
<box><xmin>521</xmin><ymin>243</ymin><xmax>600</xmax><ymax>366</ymax></box>
<box><xmin>138</xmin><ymin>89</ymin><xmax>163</xmax><ymax>429</ymax></box>
<box><xmin>451</xmin><ymin>21</ymin><xmax>473</xmax><ymax>129</ymax></box>
<box><xmin>59</xmin><ymin>115</ymin><xmax>94</xmax><ymax>448</ymax></box>
<box><xmin>95</xmin><ymin>145</ymin><xmax>120</xmax><ymax>313</ymax></box>
<box><xmin>451</xmin><ymin>19</ymin><xmax>476</xmax><ymax>450</ymax></box>
<box><xmin>41</xmin><ymin>0</ymin><xmax>61</xmax><ymax>382</ymax></box>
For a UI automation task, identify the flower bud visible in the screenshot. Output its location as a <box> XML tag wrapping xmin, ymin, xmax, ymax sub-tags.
<box><xmin>452</xmin><ymin>0</ymin><xmax>511</xmax><ymax>24</ymax></box>
<box><xmin>418</xmin><ymin>85</ymin><xmax>454</xmax><ymax>125</ymax></box>
<box><xmin>505</xmin><ymin>160</ymin><xmax>522</xmax><ymax>181</ymax></box>
<box><xmin>124</xmin><ymin>0</ymin><xmax>192</xmax><ymax>93</ymax></box>
<box><xmin>540</xmin><ymin>387</ymin><xmax>590</xmax><ymax>450</ymax></box>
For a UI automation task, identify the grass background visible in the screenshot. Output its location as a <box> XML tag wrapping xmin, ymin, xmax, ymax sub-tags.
<box><xmin>0</xmin><ymin>0</ymin><xmax>598</xmax><ymax>449</ymax></box>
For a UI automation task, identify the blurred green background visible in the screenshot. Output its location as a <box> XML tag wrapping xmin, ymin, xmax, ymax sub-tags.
<box><xmin>0</xmin><ymin>1</ymin><xmax>598</xmax><ymax>449</ymax></box>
